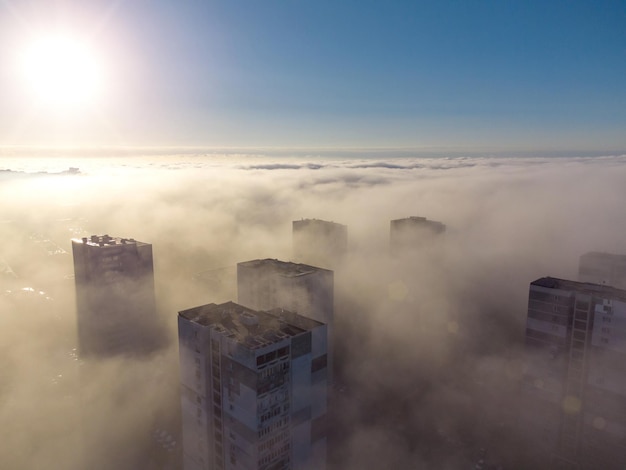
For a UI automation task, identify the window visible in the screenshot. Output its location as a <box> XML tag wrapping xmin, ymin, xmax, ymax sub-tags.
<box><xmin>311</xmin><ymin>354</ymin><xmax>328</xmax><ymax>373</ymax></box>
<box><xmin>576</xmin><ymin>301</ymin><xmax>589</xmax><ymax>310</ymax></box>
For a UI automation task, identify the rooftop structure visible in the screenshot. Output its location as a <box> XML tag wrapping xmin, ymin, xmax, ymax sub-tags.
<box><xmin>292</xmin><ymin>218</ymin><xmax>347</xmax><ymax>269</ymax></box>
<box><xmin>72</xmin><ymin>234</ymin><xmax>158</xmax><ymax>358</ymax></box>
<box><xmin>521</xmin><ymin>276</ymin><xmax>626</xmax><ymax>469</ymax></box>
<box><xmin>389</xmin><ymin>216</ymin><xmax>445</xmax><ymax>254</ymax></box>
<box><xmin>178</xmin><ymin>301</ymin><xmax>328</xmax><ymax>470</ymax></box>
<box><xmin>578</xmin><ymin>251</ymin><xmax>626</xmax><ymax>290</ymax></box>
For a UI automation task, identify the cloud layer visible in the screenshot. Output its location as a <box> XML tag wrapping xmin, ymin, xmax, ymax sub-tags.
<box><xmin>2</xmin><ymin>154</ymin><xmax>626</xmax><ymax>469</ymax></box>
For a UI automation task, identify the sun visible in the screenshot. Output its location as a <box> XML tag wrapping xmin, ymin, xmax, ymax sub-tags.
<box><xmin>19</xmin><ymin>33</ymin><xmax>103</xmax><ymax>112</ymax></box>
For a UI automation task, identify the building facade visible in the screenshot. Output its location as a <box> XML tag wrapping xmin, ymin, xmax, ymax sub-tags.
<box><xmin>578</xmin><ymin>252</ymin><xmax>626</xmax><ymax>289</ymax></box>
<box><xmin>389</xmin><ymin>216</ymin><xmax>445</xmax><ymax>255</ymax></box>
<box><xmin>292</xmin><ymin>219</ymin><xmax>347</xmax><ymax>269</ymax></box>
<box><xmin>178</xmin><ymin>301</ymin><xmax>328</xmax><ymax>470</ymax></box>
<box><xmin>72</xmin><ymin>234</ymin><xmax>157</xmax><ymax>358</ymax></box>
<box><xmin>521</xmin><ymin>277</ymin><xmax>626</xmax><ymax>469</ymax></box>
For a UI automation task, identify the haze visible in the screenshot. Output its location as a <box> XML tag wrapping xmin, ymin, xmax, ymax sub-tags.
<box><xmin>2</xmin><ymin>154</ymin><xmax>626</xmax><ymax>468</ymax></box>
<box><xmin>1</xmin><ymin>0</ymin><xmax>626</xmax><ymax>468</ymax></box>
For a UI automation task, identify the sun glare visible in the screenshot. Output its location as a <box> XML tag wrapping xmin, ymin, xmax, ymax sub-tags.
<box><xmin>19</xmin><ymin>34</ymin><xmax>103</xmax><ymax>112</ymax></box>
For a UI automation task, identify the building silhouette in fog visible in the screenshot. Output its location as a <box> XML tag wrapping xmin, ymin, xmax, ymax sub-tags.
<box><xmin>389</xmin><ymin>216</ymin><xmax>445</xmax><ymax>254</ymax></box>
<box><xmin>521</xmin><ymin>277</ymin><xmax>626</xmax><ymax>469</ymax></box>
<box><xmin>578</xmin><ymin>252</ymin><xmax>626</xmax><ymax>290</ymax></box>
<box><xmin>178</xmin><ymin>301</ymin><xmax>328</xmax><ymax>470</ymax></box>
<box><xmin>72</xmin><ymin>234</ymin><xmax>157</xmax><ymax>357</ymax></box>
<box><xmin>292</xmin><ymin>219</ymin><xmax>347</xmax><ymax>269</ymax></box>
<box><xmin>237</xmin><ymin>259</ymin><xmax>334</xmax><ymax>382</ymax></box>
<box><xmin>237</xmin><ymin>259</ymin><xmax>333</xmax><ymax>327</ymax></box>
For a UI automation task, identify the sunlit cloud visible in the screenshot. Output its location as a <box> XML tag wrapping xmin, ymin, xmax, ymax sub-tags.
<box><xmin>2</xmin><ymin>153</ymin><xmax>626</xmax><ymax>468</ymax></box>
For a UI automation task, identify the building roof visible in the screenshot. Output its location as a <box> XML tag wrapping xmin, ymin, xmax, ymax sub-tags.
<box><xmin>391</xmin><ymin>216</ymin><xmax>446</xmax><ymax>229</ymax></box>
<box><xmin>179</xmin><ymin>301</ymin><xmax>323</xmax><ymax>349</ymax></box>
<box><xmin>293</xmin><ymin>218</ymin><xmax>347</xmax><ymax>229</ymax></box>
<box><xmin>531</xmin><ymin>276</ymin><xmax>626</xmax><ymax>300</ymax></box>
<box><xmin>237</xmin><ymin>258</ymin><xmax>332</xmax><ymax>276</ymax></box>
<box><xmin>72</xmin><ymin>234</ymin><xmax>149</xmax><ymax>248</ymax></box>
<box><xmin>580</xmin><ymin>251</ymin><xmax>626</xmax><ymax>262</ymax></box>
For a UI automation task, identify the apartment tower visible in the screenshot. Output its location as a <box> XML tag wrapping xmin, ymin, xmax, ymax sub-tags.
<box><xmin>578</xmin><ymin>252</ymin><xmax>626</xmax><ymax>289</ymax></box>
<box><xmin>72</xmin><ymin>234</ymin><xmax>157</xmax><ymax>357</ymax></box>
<box><xmin>292</xmin><ymin>219</ymin><xmax>347</xmax><ymax>270</ymax></box>
<box><xmin>178</xmin><ymin>301</ymin><xmax>328</xmax><ymax>470</ymax></box>
<box><xmin>521</xmin><ymin>277</ymin><xmax>626</xmax><ymax>469</ymax></box>
<box><xmin>389</xmin><ymin>216</ymin><xmax>445</xmax><ymax>255</ymax></box>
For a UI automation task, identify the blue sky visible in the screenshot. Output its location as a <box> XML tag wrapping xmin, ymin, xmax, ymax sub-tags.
<box><xmin>0</xmin><ymin>0</ymin><xmax>625</xmax><ymax>151</ymax></box>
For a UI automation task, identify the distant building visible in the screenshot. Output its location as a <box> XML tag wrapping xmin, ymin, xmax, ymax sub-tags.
<box><xmin>72</xmin><ymin>234</ymin><xmax>158</xmax><ymax>358</ymax></box>
<box><xmin>178</xmin><ymin>301</ymin><xmax>328</xmax><ymax>470</ymax></box>
<box><xmin>389</xmin><ymin>216</ymin><xmax>445</xmax><ymax>254</ymax></box>
<box><xmin>237</xmin><ymin>259</ymin><xmax>334</xmax><ymax>382</ymax></box>
<box><xmin>292</xmin><ymin>219</ymin><xmax>347</xmax><ymax>269</ymax></box>
<box><xmin>578</xmin><ymin>252</ymin><xmax>626</xmax><ymax>289</ymax></box>
<box><xmin>237</xmin><ymin>259</ymin><xmax>333</xmax><ymax>327</ymax></box>
<box><xmin>521</xmin><ymin>277</ymin><xmax>626</xmax><ymax>469</ymax></box>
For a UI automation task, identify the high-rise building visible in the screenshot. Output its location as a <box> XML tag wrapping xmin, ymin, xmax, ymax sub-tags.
<box><xmin>578</xmin><ymin>252</ymin><xmax>626</xmax><ymax>289</ymax></box>
<box><xmin>521</xmin><ymin>277</ymin><xmax>626</xmax><ymax>469</ymax></box>
<box><xmin>237</xmin><ymin>259</ymin><xmax>333</xmax><ymax>327</ymax></box>
<box><xmin>237</xmin><ymin>259</ymin><xmax>333</xmax><ymax>382</ymax></box>
<box><xmin>72</xmin><ymin>234</ymin><xmax>157</xmax><ymax>358</ymax></box>
<box><xmin>178</xmin><ymin>301</ymin><xmax>328</xmax><ymax>470</ymax></box>
<box><xmin>292</xmin><ymin>219</ymin><xmax>347</xmax><ymax>269</ymax></box>
<box><xmin>389</xmin><ymin>216</ymin><xmax>445</xmax><ymax>254</ymax></box>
